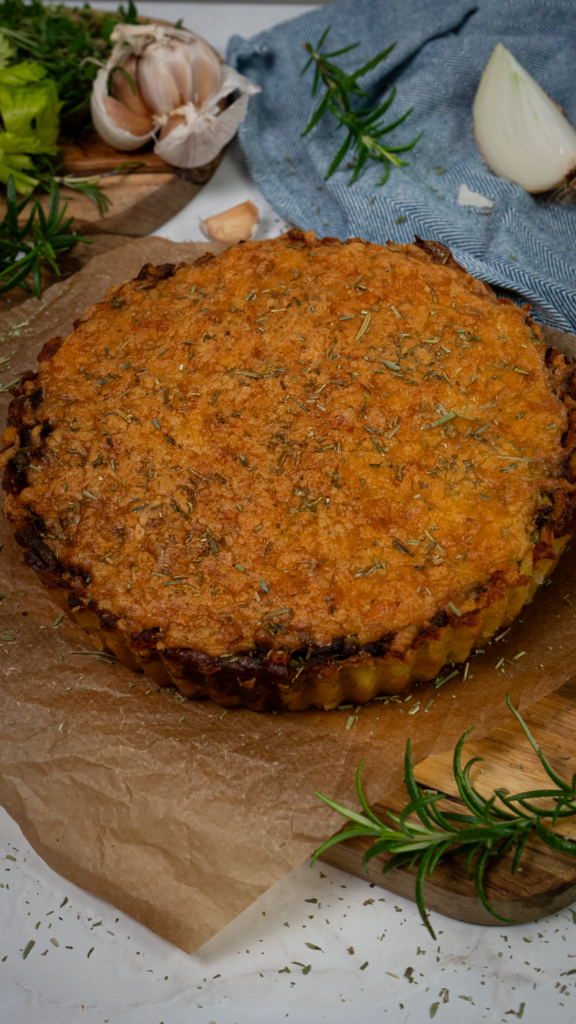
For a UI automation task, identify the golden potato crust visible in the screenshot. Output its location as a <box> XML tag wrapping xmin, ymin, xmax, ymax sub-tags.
<box><xmin>3</xmin><ymin>230</ymin><xmax>576</xmax><ymax>709</ymax></box>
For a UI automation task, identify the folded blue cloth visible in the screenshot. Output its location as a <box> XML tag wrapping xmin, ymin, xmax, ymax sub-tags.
<box><xmin>227</xmin><ymin>0</ymin><xmax>576</xmax><ymax>331</ymax></box>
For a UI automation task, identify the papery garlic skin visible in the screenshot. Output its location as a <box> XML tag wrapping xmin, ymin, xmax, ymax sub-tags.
<box><xmin>474</xmin><ymin>43</ymin><xmax>576</xmax><ymax>193</ymax></box>
<box><xmin>200</xmin><ymin>199</ymin><xmax>259</xmax><ymax>244</ymax></box>
<box><xmin>91</xmin><ymin>23</ymin><xmax>260</xmax><ymax>168</ymax></box>
<box><xmin>155</xmin><ymin>66</ymin><xmax>259</xmax><ymax>168</ymax></box>
<box><xmin>154</xmin><ymin>93</ymin><xmax>251</xmax><ymax>167</ymax></box>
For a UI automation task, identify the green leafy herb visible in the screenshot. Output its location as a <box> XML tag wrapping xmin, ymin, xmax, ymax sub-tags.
<box><xmin>0</xmin><ymin>0</ymin><xmax>139</xmax><ymax>138</ymax></box>
<box><xmin>0</xmin><ymin>52</ymin><xmax>60</xmax><ymax>193</ymax></box>
<box><xmin>312</xmin><ymin>693</ymin><xmax>576</xmax><ymax>939</ymax></box>
<box><xmin>0</xmin><ymin>172</ymin><xmax>89</xmax><ymax>296</ymax></box>
<box><xmin>301</xmin><ymin>26</ymin><xmax>422</xmax><ymax>185</ymax></box>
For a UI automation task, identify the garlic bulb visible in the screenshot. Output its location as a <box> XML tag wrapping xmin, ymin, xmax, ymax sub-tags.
<box><xmin>200</xmin><ymin>200</ymin><xmax>259</xmax><ymax>243</ymax></box>
<box><xmin>91</xmin><ymin>23</ymin><xmax>260</xmax><ymax>169</ymax></box>
<box><xmin>473</xmin><ymin>43</ymin><xmax>576</xmax><ymax>193</ymax></box>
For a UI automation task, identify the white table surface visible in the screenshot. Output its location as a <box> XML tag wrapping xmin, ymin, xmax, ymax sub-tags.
<box><xmin>2</xmin><ymin>4</ymin><xmax>576</xmax><ymax>1023</ymax></box>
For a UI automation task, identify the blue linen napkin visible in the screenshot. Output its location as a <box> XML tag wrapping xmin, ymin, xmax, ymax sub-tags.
<box><xmin>227</xmin><ymin>0</ymin><xmax>576</xmax><ymax>331</ymax></box>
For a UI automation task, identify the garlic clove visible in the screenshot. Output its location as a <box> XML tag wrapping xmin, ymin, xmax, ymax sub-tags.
<box><xmin>185</xmin><ymin>37</ymin><xmax>222</xmax><ymax>107</ymax></box>
<box><xmin>105</xmin><ymin>95</ymin><xmax>154</xmax><ymax>136</ymax></box>
<box><xmin>473</xmin><ymin>42</ymin><xmax>576</xmax><ymax>192</ymax></box>
<box><xmin>200</xmin><ymin>200</ymin><xmax>259</xmax><ymax>244</ymax></box>
<box><xmin>138</xmin><ymin>40</ymin><xmax>191</xmax><ymax>115</ymax></box>
<box><xmin>91</xmin><ymin>66</ymin><xmax>154</xmax><ymax>151</ymax></box>
<box><xmin>112</xmin><ymin>54</ymin><xmax>150</xmax><ymax>118</ymax></box>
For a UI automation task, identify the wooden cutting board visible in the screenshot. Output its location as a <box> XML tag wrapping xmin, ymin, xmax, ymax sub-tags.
<box><xmin>319</xmin><ymin>677</ymin><xmax>576</xmax><ymax>925</ymax></box>
<box><xmin>0</xmin><ymin>133</ymin><xmax>224</xmax><ymax>241</ymax></box>
<box><xmin>58</xmin><ymin>132</ymin><xmax>224</xmax><ymax>237</ymax></box>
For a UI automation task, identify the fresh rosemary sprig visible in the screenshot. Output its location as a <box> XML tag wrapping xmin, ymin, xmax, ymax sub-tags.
<box><xmin>301</xmin><ymin>26</ymin><xmax>423</xmax><ymax>185</ymax></box>
<box><xmin>30</xmin><ymin>154</ymin><xmax>111</xmax><ymax>217</ymax></box>
<box><xmin>50</xmin><ymin>174</ymin><xmax>112</xmax><ymax>218</ymax></box>
<box><xmin>312</xmin><ymin>693</ymin><xmax>576</xmax><ymax>939</ymax></box>
<box><xmin>32</xmin><ymin>155</ymin><xmax>145</xmax><ymax>219</ymax></box>
<box><xmin>0</xmin><ymin>173</ymin><xmax>89</xmax><ymax>297</ymax></box>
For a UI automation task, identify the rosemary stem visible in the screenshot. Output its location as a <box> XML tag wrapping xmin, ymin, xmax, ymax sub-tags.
<box><xmin>301</xmin><ymin>27</ymin><xmax>422</xmax><ymax>185</ymax></box>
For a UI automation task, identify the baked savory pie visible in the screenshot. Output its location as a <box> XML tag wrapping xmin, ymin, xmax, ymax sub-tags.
<box><xmin>2</xmin><ymin>230</ymin><xmax>575</xmax><ymax>710</ymax></box>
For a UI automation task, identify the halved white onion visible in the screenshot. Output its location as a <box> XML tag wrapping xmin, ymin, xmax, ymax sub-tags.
<box><xmin>473</xmin><ymin>42</ymin><xmax>576</xmax><ymax>192</ymax></box>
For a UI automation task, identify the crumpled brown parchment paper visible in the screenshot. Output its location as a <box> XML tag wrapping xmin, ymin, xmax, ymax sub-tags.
<box><xmin>1</xmin><ymin>237</ymin><xmax>576</xmax><ymax>953</ymax></box>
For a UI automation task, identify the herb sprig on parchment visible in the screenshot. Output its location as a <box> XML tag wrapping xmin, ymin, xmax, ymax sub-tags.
<box><xmin>301</xmin><ymin>27</ymin><xmax>422</xmax><ymax>185</ymax></box>
<box><xmin>312</xmin><ymin>694</ymin><xmax>576</xmax><ymax>939</ymax></box>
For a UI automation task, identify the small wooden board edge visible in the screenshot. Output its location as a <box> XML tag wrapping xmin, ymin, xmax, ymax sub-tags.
<box><xmin>319</xmin><ymin>679</ymin><xmax>576</xmax><ymax>927</ymax></box>
<box><xmin>59</xmin><ymin>132</ymin><xmax>225</xmax><ymax>183</ymax></box>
